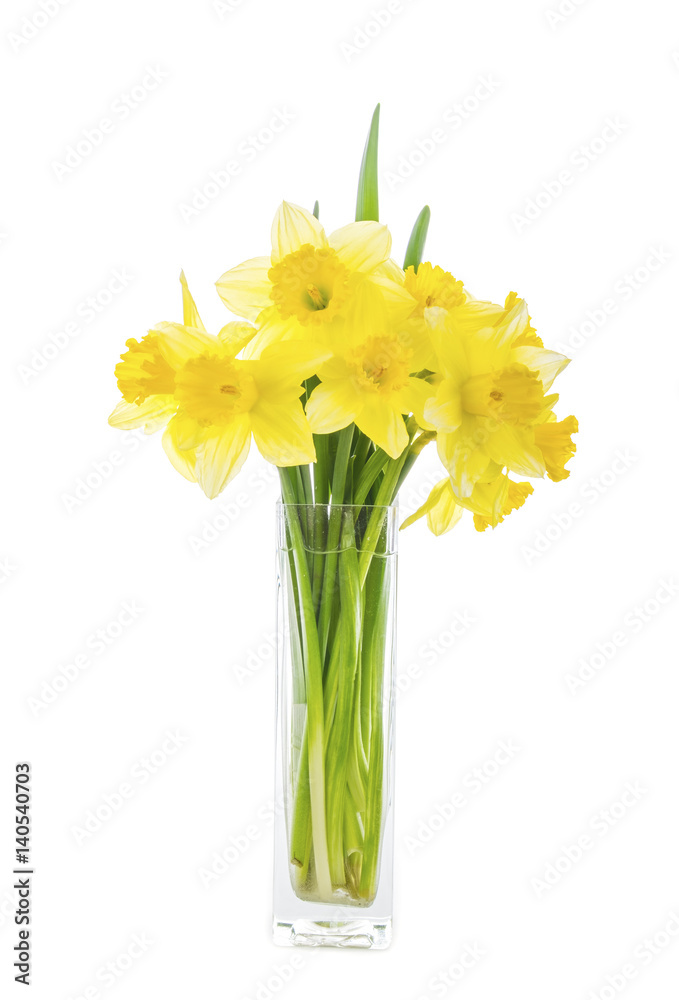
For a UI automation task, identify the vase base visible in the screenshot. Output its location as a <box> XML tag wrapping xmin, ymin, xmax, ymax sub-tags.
<box><xmin>273</xmin><ymin>916</ymin><xmax>391</xmax><ymax>950</ymax></box>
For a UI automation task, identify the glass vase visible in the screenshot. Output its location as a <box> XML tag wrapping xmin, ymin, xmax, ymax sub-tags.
<box><xmin>273</xmin><ymin>501</ymin><xmax>397</xmax><ymax>949</ymax></box>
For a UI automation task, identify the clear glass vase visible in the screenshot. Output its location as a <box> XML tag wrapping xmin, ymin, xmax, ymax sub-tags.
<box><xmin>273</xmin><ymin>501</ymin><xmax>397</xmax><ymax>949</ymax></box>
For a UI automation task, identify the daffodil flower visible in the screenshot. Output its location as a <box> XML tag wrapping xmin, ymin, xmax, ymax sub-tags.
<box><xmin>422</xmin><ymin>295</ymin><xmax>571</xmax><ymax>496</ymax></box>
<box><xmin>305</xmin><ymin>282</ymin><xmax>433</xmax><ymax>458</ymax></box>
<box><xmin>401</xmin><ymin>469</ymin><xmax>534</xmax><ymax>535</ymax></box>
<box><xmin>216</xmin><ymin>201</ymin><xmax>414</xmax><ymax>358</ymax></box>
<box><xmin>157</xmin><ymin>325</ymin><xmax>327</xmax><ymax>498</ymax></box>
<box><xmin>109</xmin><ymin>272</ymin><xmax>326</xmax><ymax>498</ymax></box>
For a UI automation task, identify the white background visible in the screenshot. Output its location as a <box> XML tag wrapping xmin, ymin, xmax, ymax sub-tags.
<box><xmin>2</xmin><ymin>0</ymin><xmax>679</xmax><ymax>997</ymax></box>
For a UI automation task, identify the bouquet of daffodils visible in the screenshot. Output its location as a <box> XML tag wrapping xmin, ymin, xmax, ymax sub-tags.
<box><xmin>109</xmin><ymin>107</ymin><xmax>577</xmax><ymax>913</ymax></box>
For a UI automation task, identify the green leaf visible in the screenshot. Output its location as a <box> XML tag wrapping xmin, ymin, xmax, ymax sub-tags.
<box><xmin>312</xmin><ymin>200</ymin><xmax>320</xmax><ymax>219</ymax></box>
<box><xmin>403</xmin><ymin>205</ymin><xmax>431</xmax><ymax>271</ymax></box>
<box><xmin>355</xmin><ymin>104</ymin><xmax>380</xmax><ymax>222</ymax></box>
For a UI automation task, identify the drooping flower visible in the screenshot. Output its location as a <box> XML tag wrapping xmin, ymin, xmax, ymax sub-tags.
<box><xmin>421</xmin><ymin>295</ymin><xmax>571</xmax><ymax>497</ymax></box>
<box><xmin>401</xmin><ymin>468</ymin><xmax>534</xmax><ymax>535</ymax></box>
<box><xmin>305</xmin><ymin>283</ymin><xmax>432</xmax><ymax>458</ymax></box>
<box><xmin>216</xmin><ymin>201</ymin><xmax>414</xmax><ymax>358</ymax></box>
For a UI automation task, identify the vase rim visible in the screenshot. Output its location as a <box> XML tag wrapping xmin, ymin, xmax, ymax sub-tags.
<box><xmin>276</xmin><ymin>498</ymin><xmax>398</xmax><ymax>512</ymax></box>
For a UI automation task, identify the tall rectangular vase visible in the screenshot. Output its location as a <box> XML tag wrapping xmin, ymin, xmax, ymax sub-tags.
<box><xmin>273</xmin><ymin>501</ymin><xmax>397</xmax><ymax>949</ymax></box>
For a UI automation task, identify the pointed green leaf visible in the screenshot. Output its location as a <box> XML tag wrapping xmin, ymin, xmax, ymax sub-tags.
<box><xmin>355</xmin><ymin>104</ymin><xmax>380</xmax><ymax>222</ymax></box>
<box><xmin>403</xmin><ymin>205</ymin><xmax>431</xmax><ymax>272</ymax></box>
<box><xmin>313</xmin><ymin>200</ymin><xmax>320</xmax><ymax>219</ymax></box>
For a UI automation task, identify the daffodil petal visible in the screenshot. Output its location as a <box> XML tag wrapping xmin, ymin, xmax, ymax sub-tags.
<box><xmin>162</xmin><ymin>418</ymin><xmax>197</xmax><ymax>482</ymax></box>
<box><xmin>216</xmin><ymin>257</ymin><xmax>272</xmax><ymax>321</ymax></box>
<box><xmin>437</xmin><ymin>422</ymin><xmax>492</xmax><ymax>498</ymax></box>
<box><xmin>250</xmin><ymin>401</ymin><xmax>316</xmax><ymax>466</ymax></box>
<box><xmin>270</xmin><ymin>202</ymin><xmax>327</xmax><ymax>264</ymax></box>
<box><xmin>328</xmin><ymin>221</ymin><xmax>391</xmax><ymax>271</ymax></box>
<box><xmin>306</xmin><ymin>380</ymin><xmax>361</xmax><ymax>435</ymax></box>
<box><xmin>180</xmin><ymin>271</ymin><xmax>206</xmax><ymax>331</ymax></box>
<box><xmin>195</xmin><ymin>417</ymin><xmax>251</xmax><ymax>499</ymax></box>
<box><xmin>154</xmin><ymin>322</ymin><xmax>217</xmax><ymax>369</ymax></box>
<box><xmin>108</xmin><ymin>395</ymin><xmax>176</xmax><ymax>433</ymax></box>
<box><xmin>484</xmin><ymin>423</ymin><xmax>546</xmax><ymax>478</ymax></box>
<box><xmin>218</xmin><ymin>321</ymin><xmax>257</xmax><ymax>355</ymax></box>
<box><xmin>424</xmin><ymin>379</ymin><xmax>463</xmax><ymax>432</ymax></box>
<box><xmin>355</xmin><ymin>399</ymin><xmax>408</xmax><ymax>460</ymax></box>
<box><xmin>512</xmin><ymin>346</ymin><xmax>570</xmax><ymax>391</ymax></box>
<box><xmin>401</xmin><ymin>478</ymin><xmax>463</xmax><ymax>536</ymax></box>
<box><xmin>240</xmin><ymin>306</ymin><xmax>304</xmax><ymax>361</ymax></box>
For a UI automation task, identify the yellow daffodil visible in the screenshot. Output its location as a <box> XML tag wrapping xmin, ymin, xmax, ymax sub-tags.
<box><xmin>305</xmin><ymin>283</ymin><xmax>432</xmax><ymax>458</ymax></box>
<box><xmin>108</xmin><ymin>271</ymin><xmax>201</xmax><ymax>434</ymax></box>
<box><xmin>402</xmin><ymin>469</ymin><xmax>534</xmax><ymax>535</ymax></box>
<box><xmin>422</xmin><ymin>295</ymin><xmax>571</xmax><ymax>496</ymax></box>
<box><xmin>109</xmin><ymin>272</ymin><xmax>326</xmax><ymax>498</ymax></box>
<box><xmin>216</xmin><ymin>201</ymin><xmax>414</xmax><ymax>358</ymax></box>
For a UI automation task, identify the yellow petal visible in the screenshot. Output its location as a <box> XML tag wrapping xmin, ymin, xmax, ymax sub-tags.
<box><xmin>472</xmin><ymin>477</ymin><xmax>534</xmax><ymax>532</ymax></box>
<box><xmin>328</xmin><ymin>221</ymin><xmax>391</xmax><ymax>271</ymax></box>
<box><xmin>270</xmin><ymin>202</ymin><xmax>327</xmax><ymax>264</ymax></box>
<box><xmin>162</xmin><ymin>417</ymin><xmax>197</xmax><ymax>482</ymax></box>
<box><xmin>240</xmin><ymin>306</ymin><xmax>304</xmax><ymax>361</ymax></box>
<box><xmin>215</xmin><ymin>257</ymin><xmax>272</xmax><ymax>321</ymax></box>
<box><xmin>424</xmin><ymin>378</ymin><xmax>463</xmax><ymax>432</ymax></box>
<box><xmin>437</xmin><ymin>420</ymin><xmax>492</xmax><ymax>497</ymax></box>
<box><xmin>255</xmin><ymin>341</ymin><xmax>331</xmax><ymax>392</ymax></box>
<box><xmin>250</xmin><ymin>400</ymin><xmax>316</xmax><ymax>466</ymax></box>
<box><xmin>108</xmin><ymin>395</ymin><xmax>176</xmax><ymax>433</ymax></box>
<box><xmin>153</xmin><ymin>322</ymin><xmax>218</xmax><ymax>368</ymax></box>
<box><xmin>355</xmin><ymin>399</ymin><xmax>408</xmax><ymax>460</ymax></box>
<box><xmin>401</xmin><ymin>478</ymin><xmax>463</xmax><ymax>535</ymax></box>
<box><xmin>179</xmin><ymin>271</ymin><xmax>206</xmax><ymax>332</ymax></box>
<box><xmin>484</xmin><ymin>422</ymin><xmax>546</xmax><ymax>478</ymax></box>
<box><xmin>534</xmin><ymin>415</ymin><xmax>578</xmax><ymax>481</ymax></box>
<box><xmin>306</xmin><ymin>379</ymin><xmax>361</xmax><ymax>435</ymax></box>
<box><xmin>218</xmin><ymin>321</ymin><xmax>257</xmax><ymax>355</ymax></box>
<box><xmin>511</xmin><ymin>346</ymin><xmax>570</xmax><ymax>391</ymax></box>
<box><xmin>396</xmin><ymin>377</ymin><xmax>436</xmax><ymax>429</ymax></box>
<box><xmin>194</xmin><ymin>417</ymin><xmax>251</xmax><ymax>499</ymax></box>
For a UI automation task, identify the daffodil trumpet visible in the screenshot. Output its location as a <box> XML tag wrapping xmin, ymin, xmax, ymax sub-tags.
<box><xmin>107</xmin><ymin>106</ymin><xmax>578</xmax><ymax>945</ymax></box>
